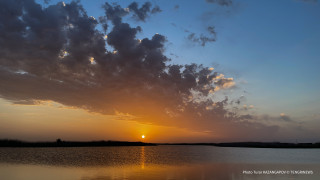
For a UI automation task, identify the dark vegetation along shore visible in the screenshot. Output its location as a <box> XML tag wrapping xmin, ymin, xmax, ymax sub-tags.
<box><xmin>1</xmin><ymin>139</ymin><xmax>320</xmax><ymax>148</ymax></box>
<box><xmin>160</xmin><ymin>142</ymin><xmax>320</xmax><ymax>148</ymax></box>
<box><xmin>215</xmin><ymin>142</ymin><xmax>320</xmax><ymax>148</ymax></box>
<box><xmin>0</xmin><ymin>139</ymin><xmax>156</xmax><ymax>147</ymax></box>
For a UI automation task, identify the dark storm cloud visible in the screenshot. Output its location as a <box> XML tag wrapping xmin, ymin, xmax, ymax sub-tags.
<box><xmin>0</xmin><ymin>0</ymin><xmax>283</xmax><ymax>140</ymax></box>
<box><xmin>205</xmin><ymin>0</ymin><xmax>233</xmax><ymax>6</ymax></box>
<box><xmin>187</xmin><ymin>26</ymin><xmax>216</xmax><ymax>46</ymax></box>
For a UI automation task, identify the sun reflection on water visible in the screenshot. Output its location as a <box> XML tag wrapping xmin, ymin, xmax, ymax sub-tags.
<box><xmin>140</xmin><ymin>146</ymin><xmax>145</xmax><ymax>169</ymax></box>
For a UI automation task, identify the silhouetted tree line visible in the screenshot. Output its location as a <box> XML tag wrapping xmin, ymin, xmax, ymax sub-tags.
<box><xmin>1</xmin><ymin>139</ymin><xmax>320</xmax><ymax>148</ymax></box>
<box><xmin>158</xmin><ymin>142</ymin><xmax>320</xmax><ymax>148</ymax></box>
<box><xmin>0</xmin><ymin>139</ymin><xmax>156</xmax><ymax>147</ymax></box>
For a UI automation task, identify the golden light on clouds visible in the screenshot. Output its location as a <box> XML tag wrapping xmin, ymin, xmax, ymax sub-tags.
<box><xmin>0</xmin><ymin>98</ymin><xmax>217</xmax><ymax>142</ymax></box>
<box><xmin>59</xmin><ymin>50</ymin><xmax>69</xmax><ymax>59</ymax></box>
<box><xmin>89</xmin><ymin>57</ymin><xmax>96</xmax><ymax>64</ymax></box>
<box><xmin>221</xmin><ymin>79</ymin><xmax>235</xmax><ymax>88</ymax></box>
<box><xmin>213</xmin><ymin>73</ymin><xmax>235</xmax><ymax>91</ymax></box>
<box><xmin>124</xmin><ymin>8</ymin><xmax>130</xmax><ymax>13</ymax></box>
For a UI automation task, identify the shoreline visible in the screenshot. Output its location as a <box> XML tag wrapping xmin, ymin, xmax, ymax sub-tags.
<box><xmin>1</xmin><ymin>139</ymin><xmax>320</xmax><ymax>148</ymax></box>
<box><xmin>0</xmin><ymin>139</ymin><xmax>156</xmax><ymax>148</ymax></box>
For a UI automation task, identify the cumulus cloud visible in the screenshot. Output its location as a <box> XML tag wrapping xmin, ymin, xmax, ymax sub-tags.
<box><xmin>0</xmin><ymin>0</ymin><xmax>287</xmax><ymax>141</ymax></box>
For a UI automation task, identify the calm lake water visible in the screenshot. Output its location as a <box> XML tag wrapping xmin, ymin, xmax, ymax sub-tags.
<box><xmin>0</xmin><ymin>145</ymin><xmax>319</xmax><ymax>180</ymax></box>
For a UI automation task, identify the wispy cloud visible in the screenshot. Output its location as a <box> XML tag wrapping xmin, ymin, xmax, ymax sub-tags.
<box><xmin>187</xmin><ymin>26</ymin><xmax>217</xmax><ymax>46</ymax></box>
<box><xmin>205</xmin><ymin>0</ymin><xmax>233</xmax><ymax>6</ymax></box>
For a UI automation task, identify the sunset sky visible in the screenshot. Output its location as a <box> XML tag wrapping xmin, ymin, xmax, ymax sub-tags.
<box><xmin>0</xmin><ymin>0</ymin><xmax>319</xmax><ymax>143</ymax></box>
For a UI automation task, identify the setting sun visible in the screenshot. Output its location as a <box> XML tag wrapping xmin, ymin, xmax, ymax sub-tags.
<box><xmin>142</xmin><ymin>135</ymin><xmax>145</xmax><ymax>139</ymax></box>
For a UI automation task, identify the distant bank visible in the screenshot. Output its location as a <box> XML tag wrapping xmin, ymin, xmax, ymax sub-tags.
<box><xmin>1</xmin><ymin>139</ymin><xmax>319</xmax><ymax>148</ymax></box>
<box><xmin>159</xmin><ymin>142</ymin><xmax>320</xmax><ymax>148</ymax></box>
<box><xmin>0</xmin><ymin>139</ymin><xmax>156</xmax><ymax>147</ymax></box>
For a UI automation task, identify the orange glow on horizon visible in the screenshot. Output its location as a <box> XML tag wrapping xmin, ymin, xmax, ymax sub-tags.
<box><xmin>0</xmin><ymin>98</ymin><xmax>218</xmax><ymax>143</ymax></box>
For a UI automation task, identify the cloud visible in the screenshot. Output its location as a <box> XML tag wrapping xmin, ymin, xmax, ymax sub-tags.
<box><xmin>187</xmin><ymin>26</ymin><xmax>216</xmax><ymax>46</ymax></box>
<box><xmin>102</xmin><ymin>2</ymin><xmax>129</xmax><ymax>25</ymax></box>
<box><xmin>0</xmin><ymin>0</ymin><xmax>295</xmax><ymax>141</ymax></box>
<box><xmin>239</xmin><ymin>114</ymin><xmax>294</xmax><ymax>124</ymax></box>
<box><xmin>280</xmin><ymin>113</ymin><xmax>292</xmax><ymax>122</ymax></box>
<box><xmin>297</xmin><ymin>0</ymin><xmax>317</xmax><ymax>3</ymax></box>
<box><xmin>0</xmin><ymin>1</ymin><xmax>215</xmax><ymax>118</ymax></box>
<box><xmin>242</xmin><ymin>104</ymin><xmax>254</xmax><ymax>110</ymax></box>
<box><xmin>151</xmin><ymin>6</ymin><xmax>162</xmax><ymax>14</ymax></box>
<box><xmin>101</xmin><ymin>1</ymin><xmax>161</xmax><ymax>26</ymax></box>
<box><xmin>128</xmin><ymin>2</ymin><xmax>161</xmax><ymax>21</ymax></box>
<box><xmin>205</xmin><ymin>0</ymin><xmax>233</xmax><ymax>6</ymax></box>
<box><xmin>213</xmin><ymin>73</ymin><xmax>235</xmax><ymax>91</ymax></box>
